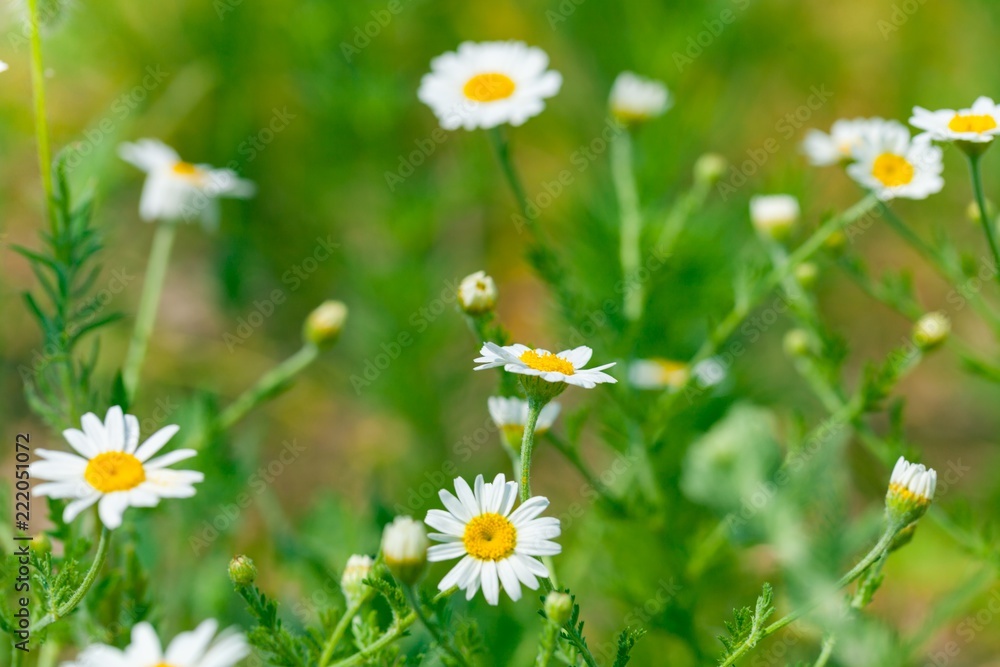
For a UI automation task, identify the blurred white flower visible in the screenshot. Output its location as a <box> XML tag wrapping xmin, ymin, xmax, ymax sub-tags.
<box><xmin>62</xmin><ymin>620</ymin><xmax>248</xmax><ymax>667</ymax></box>
<box><xmin>488</xmin><ymin>396</ymin><xmax>560</xmax><ymax>438</ymax></box>
<box><xmin>609</xmin><ymin>71</ymin><xmax>671</xmax><ymax>125</ymax></box>
<box><xmin>341</xmin><ymin>554</ymin><xmax>374</xmax><ymax>606</ymax></box>
<box><xmin>475</xmin><ymin>343</ymin><xmax>616</xmax><ymax>389</ymax></box>
<box><xmin>628</xmin><ymin>358</ymin><xmax>689</xmax><ymax>391</ymax></box>
<box><xmin>846</xmin><ymin>124</ymin><xmax>943</xmax><ymax>200</ymax></box>
<box><xmin>418</xmin><ymin>41</ymin><xmax>562</xmax><ymax>131</ymax></box>
<box><xmin>802</xmin><ymin>118</ymin><xmax>905</xmax><ymax>166</ymax></box>
<box><xmin>31</xmin><ymin>406</ymin><xmax>203</xmax><ymax>530</ymax></box>
<box><xmin>749</xmin><ymin>194</ymin><xmax>799</xmax><ymax>239</ymax></box>
<box><xmin>458</xmin><ymin>270</ymin><xmax>498</xmax><ymax>315</ymax></box>
<box><xmin>0</xmin><ymin>61</ymin><xmax>9</xmax><ymax>74</ymax></box>
<box><xmin>425</xmin><ymin>473</ymin><xmax>560</xmax><ymax>605</ymax></box>
<box><xmin>118</xmin><ymin>139</ymin><xmax>255</xmax><ymax>228</ymax></box>
<box><xmin>382</xmin><ymin>516</ymin><xmax>428</xmax><ymax>585</ymax></box>
<box><xmin>911</xmin><ymin>96</ymin><xmax>1000</xmax><ymax>144</ymax></box>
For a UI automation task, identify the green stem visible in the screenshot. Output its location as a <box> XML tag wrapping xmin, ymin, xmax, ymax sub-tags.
<box><xmin>813</xmin><ymin>636</ymin><xmax>835</xmax><ymax>667</ymax></box>
<box><xmin>403</xmin><ymin>585</ymin><xmax>471</xmax><ymax>667</ymax></box>
<box><xmin>489</xmin><ymin>126</ymin><xmax>531</xmax><ymax>224</ymax></box>
<box><xmin>317</xmin><ymin>597</ymin><xmax>365</xmax><ymax>667</ymax></box>
<box><xmin>122</xmin><ymin>221</ymin><xmax>178</xmax><ymax>401</ymax></box>
<box><xmin>611</xmin><ymin>131</ymin><xmax>644</xmax><ymax>321</ymax></box>
<box><xmin>27</xmin><ymin>0</ymin><xmax>54</xmax><ymax>228</ymax></box>
<box><xmin>328</xmin><ymin>613</ymin><xmax>418</xmax><ymax>667</ymax></box>
<box><xmin>967</xmin><ymin>153</ymin><xmax>1000</xmax><ymax>287</ymax></box>
<box><xmin>519</xmin><ymin>398</ymin><xmax>544</xmax><ymax>502</ymax></box>
<box><xmin>32</xmin><ymin>526</ymin><xmax>111</xmax><ymax>632</ymax></box>
<box><xmin>534</xmin><ymin>620</ymin><xmax>559</xmax><ymax>667</ymax></box>
<box><xmin>217</xmin><ymin>344</ymin><xmax>320</xmax><ymax>431</ymax></box>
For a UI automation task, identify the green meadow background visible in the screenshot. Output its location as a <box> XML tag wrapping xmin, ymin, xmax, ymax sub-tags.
<box><xmin>3</xmin><ymin>0</ymin><xmax>1000</xmax><ymax>665</ymax></box>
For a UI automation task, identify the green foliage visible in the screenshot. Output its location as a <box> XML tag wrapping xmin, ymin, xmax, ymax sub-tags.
<box><xmin>717</xmin><ymin>583</ymin><xmax>774</xmax><ymax>665</ymax></box>
<box><xmin>613</xmin><ymin>626</ymin><xmax>647</xmax><ymax>667</ymax></box>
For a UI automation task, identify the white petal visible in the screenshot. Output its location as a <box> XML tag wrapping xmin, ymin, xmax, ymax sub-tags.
<box><xmin>496</xmin><ymin>559</ymin><xmax>522</xmax><ymax>601</ymax></box>
<box><xmin>428</xmin><ymin>542</ymin><xmax>468</xmax><ymax>563</ymax></box>
<box><xmin>98</xmin><ymin>492</ymin><xmax>130</xmax><ymax>529</ymax></box>
<box><xmin>134</xmin><ymin>424</ymin><xmax>180</xmax><ymax>462</ymax></box>
<box><xmin>144</xmin><ymin>449</ymin><xmax>197</xmax><ymax>470</ymax></box>
<box><xmin>480</xmin><ymin>560</ymin><xmax>500</xmax><ymax>605</ymax></box>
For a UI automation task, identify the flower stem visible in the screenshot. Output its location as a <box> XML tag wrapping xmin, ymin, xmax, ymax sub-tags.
<box><xmin>611</xmin><ymin>130</ymin><xmax>644</xmax><ymax>321</ymax></box>
<box><xmin>534</xmin><ymin>619</ymin><xmax>560</xmax><ymax>667</ymax></box>
<box><xmin>317</xmin><ymin>597</ymin><xmax>365</xmax><ymax>667</ymax></box>
<box><xmin>489</xmin><ymin>126</ymin><xmax>531</xmax><ymax>225</ymax></box>
<box><xmin>217</xmin><ymin>344</ymin><xmax>320</xmax><ymax>430</ymax></box>
<box><xmin>967</xmin><ymin>153</ymin><xmax>1000</xmax><ymax>286</ymax></box>
<box><xmin>122</xmin><ymin>221</ymin><xmax>179</xmax><ymax>402</ymax></box>
<box><xmin>328</xmin><ymin>613</ymin><xmax>418</xmax><ymax>667</ymax></box>
<box><xmin>519</xmin><ymin>397</ymin><xmax>544</xmax><ymax>502</ymax></box>
<box><xmin>27</xmin><ymin>0</ymin><xmax>54</xmax><ymax>228</ymax></box>
<box><xmin>402</xmin><ymin>584</ymin><xmax>471</xmax><ymax>667</ymax></box>
<box><xmin>32</xmin><ymin>526</ymin><xmax>111</xmax><ymax>633</ymax></box>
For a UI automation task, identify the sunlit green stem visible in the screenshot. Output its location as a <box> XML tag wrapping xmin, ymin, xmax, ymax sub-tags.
<box><xmin>27</xmin><ymin>0</ymin><xmax>54</xmax><ymax>227</ymax></box>
<box><xmin>519</xmin><ymin>398</ymin><xmax>544</xmax><ymax>502</ymax></box>
<box><xmin>32</xmin><ymin>526</ymin><xmax>111</xmax><ymax>632</ymax></box>
<box><xmin>122</xmin><ymin>221</ymin><xmax>179</xmax><ymax>401</ymax></box>
<box><xmin>217</xmin><ymin>343</ymin><xmax>320</xmax><ymax>431</ymax></box>
<box><xmin>611</xmin><ymin>131</ymin><xmax>644</xmax><ymax>320</ymax></box>
<box><xmin>813</xmin><ymin>636</ymin><xmax>835</xmax><ymax>667</ymax></box>
<box><xmin>317</xmin><ymin>596</ymin><xmax>365</xmax><ymax>667</ymax></box>
<box><xmin>488</xmin><ymin>126</ymin><xmax>532</xmax><ymax>225</ymax></box>
<box><xmin>402</xmin><ymin>585</ymin><xmax>471</xmax><ymax>667</ymax></box>
<box><xmin>328</xmin><ymin>613</ymin><xmax>417</xmax><ymax>667</ymax></box>
<box><xmin>967</xmin><ymin>153</ymin><xmax>1000</xmax><ymax>287</ymax></box>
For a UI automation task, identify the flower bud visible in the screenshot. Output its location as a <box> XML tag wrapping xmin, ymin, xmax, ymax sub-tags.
<box><xmin>228</xmin><ymin>555</ymin><xmax>258</xmax><ymax>587</ymax></box>
<box><xmin>783</xmin><ymin>329</ymin><xmax>812</xmax><ymax>358</ymax></box>
<box><xmin>303</xmin><ymin>300</ymin><xmax>348</xmax><ymax>347</ymax></box>
<box><xmin>458</xmin><ymin>271</ymin><xmax>498</xmax><ymax>316</ymax></box>
<box><xmin>794</xmin><ymin>262</ymin><xmax>819</xmax><ymax>289</ymax></box>
<box><xmin>544</xmin><ymin>591</ymin><xmax>573</xmax><ymax>625</ymax></box>
<box><xmin>381</xmin><ymin>517</ymin><xmax>428</xmax><ymax>586</ymax></box>
<box><xmin>30</xmin><ymin>533</ymin><xmax>51</xmax><ymax>555</ymax></box>
<box><xmin>694</xmin><ymin>153</ymin><xmax>727</xmax><ymax>186</ymax></box>
<box><xmin>912</xmin><ymin>312</ymin><xmax>950</xmax><ymax>351</ymax></box>
<box><xmin>824</xmin><ymin>229</ymin><xmax>847</xmax><ymax>254</ymax></box>
<box><xmin>750</xmin><ymin>195</ymin><xmax>799</xmax><ymax>241</ymax></box>
<box><xmin>609</xmin><ymin>72</ymin><xmax>671</xmax><ymax>126</ymax></box>
<box><xmin>341</xmin><ymin>554</ymin><xmax>374</xmax><ymax>606</ymax></box>
<box><xmin>885</xmin><ymin>456</ymin><xmax>936</xmax><ymax>527</ymax></box>
<box><xmin>967</xmin><ymin>198</ymin><xmax>997</xmax><ymax>224</ymax></box>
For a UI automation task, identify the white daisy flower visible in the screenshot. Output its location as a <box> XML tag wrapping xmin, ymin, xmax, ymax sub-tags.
<box><xmin>458</xmin><ymin>270</ymin><xmax>498</xmax><ymax>315</ymax></box>
<box><xmin>846</xmin><ymin>125</ymin><xmax>944</xmax><ymax>200</ymax></box>
<box><xmin>910</xmin><ymin>97</ymin><xmax>1000</xmax><ymax>144</ymax></box>
<box><xmin>749</xmin><ymin>194</ymin><xmax>799</xmax><ymax>239</ymax></box>
<box><xmin>888</xmin><ymin>456</ymin><xmax>937</xmax><ymax>503</ymax></box>
<box><xmin>474</xmin><ymin>343</ymin><xmax>616</xmax><ymax>389</ymax></box>
<box><xmin>61</xmin><ymin>619</ymin><xmax>248</xmax><ymax>667</ymax></box>
<box><xmin>118</xmin><ymin>138</ymin><xmax>255</xmax><ymax>228</ymax></box>
<box><xmin>802</xmin><ymin>118</ymin><xmax>905</xmax><ymax>166</ymax></box>
<box><xmin>425</xmin><ymin>473</ymin><xmax>560</xmax><ymax>605</ymax></box>
<box><xmin>609</xmin><ymin>71</ymin><xmax>671</xmax><ymax>125</ymax></box>
<box><xmin>30</xmin><ymin>406</ymin><xmax>203</xmax><ymax>530</ymax></box>
<box><xmin>628</xmin><ymin>358</ymin><xmax>690</xmax><ymax>391</ymax></box>
<box><xmin>487</xmin><ymin>396</ymin><xmax>560</xmax><ymax>440</ymax></box>
<box><xmin>418</xmin><ymin>41</ymin><xmax>562</xmax><ymax>131</ymax></box>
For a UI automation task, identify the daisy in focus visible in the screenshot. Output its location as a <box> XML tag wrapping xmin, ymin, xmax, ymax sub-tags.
<box><xmin>488</xmin><ymin>396</ymin><xmax>561</xmax><ymax>444</ymax></box>
<box><xmin>609</xmin><ymin>71</ymin><xmax>671</xmax><ymax>125</ymax></box>
<box><xmin>425</xmin><ymin>474</ymin><xmax>560</xmax><ymax>605</ymax></box>
<box><xmin>418</xmin><ymin>41</ymin><xmax>562</xmax><ymax>131</ymax></box>
<box><xmin>885</xmin><ymin>456</ymin><xmax>937</xmax><ymax>524</ymax></box>
<box><xmin>61</xmin><ymin>619</ymin><xmax>248</xmax><ymax>667</ymax></box>
<box><xmin>846</xmin><ymin>124</ymin><xmax>944</xmax><ymax>200</ymax></box>
<box><xmin>910</xmin><ymin>96</ymin><xmax>1000</xmax><ymax>146</ymax></box>
<box><xmin>801</xmin><ymin>118</ymin><xmax>904</xmax><ymax>166</ymax></box>
<box><xmin>31</xmin><ymin>406</ymin><xmax>203</xmax><ymax>530</ymax></box>
<box><xmin>474</xmin><ymin>343</ymin><xmax>616</xmax><ymax>389</ymax></box>
<box><xmin>118</xmin><ymin>138</ymin><xmax>255</xmax><ymax>228</ymax></box>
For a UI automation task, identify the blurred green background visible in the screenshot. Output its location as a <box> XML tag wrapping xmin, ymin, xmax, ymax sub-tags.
<box><xmin>3</xmin><ymin>0</ymin><xmax>1000</xmax><ymax>665</ymax></box>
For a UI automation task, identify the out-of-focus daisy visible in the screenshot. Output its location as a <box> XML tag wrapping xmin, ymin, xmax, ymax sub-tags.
<box><xmin>31</xmin><ymin>406</ymin><xmax>203</xmax><ymax>530</ymax></box>
<box><xmin>846</xmin><ymin>124</ymin><xmax>944</xmax><ymax>200</ymax></box>
<box><xmin>418</xmin><ymin>41</ymin><xmax>562</xmax><ymax>131</ymax></box>
<box><xmin>118</xmin><ymin>139</ymin><xmax>255</xmax><ymax>228</ymax></box>
<box><xmin>474</xmin><ymin>343</ymin><xmax>616</xmax><ymax>389</ymax></box>
<box><xmin>488</xmin><ymin>396</ymin><xmax>560</xmax><ymax>443</ymax></box>
<box><xmin>910</xmin><ymin>97</ymin><xmax>1000</xmax><ymax>145</ymax></box>
<box><xmin>802</xmin><ymin>118</ymin><xmax>904</xmax><ymax>166</ymax></box>
<box><xmin>425</xmin><ymin>473</ymin><xmax>560</xmax><ymax>605</ymax></box>
<box><xmin>609</xmin><ymin>71</ymin><xmax>671</xmax><ymax>125</ymax></box>
<box><xmin>0</xmin><ymin>61</ymin><xmax>9</xmax><ymax>74</ymax></box>
<box><xmin>628</xmin><ymin>357</ymin><xmax>726</xmax><ymax>391</ymax></box>
<box><xmin>749</xmin><ymin>194</ymin><xmax>799</xmax><ymax>239</ymax></box>
<box><xmin>61</xmin><ymin>620</ymin><xmax>248</xmax><ymax>667</ymax></box>
<box><xmin>458</xmin><ymin>270</ymin><xmax>498</xmax><ymax>315</ymax></box>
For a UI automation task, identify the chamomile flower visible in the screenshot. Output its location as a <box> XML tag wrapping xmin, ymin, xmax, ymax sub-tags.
<box><xmin>749</xmin><ymin>194</ymin><xmax>799</xmax><ymax>239</ymax></box>
<box><xmin>885</xmin><ymin>456</ymin><xmax>937</xmax><ymax>525</ymax></box>
<box><xmin>418</xmin><ymin>41</ymin><xmax>562</xmax><ymax>131</ymax></box>
<box><xmin>474</xmin><ymin>343</ymin><xmax>616</xmax><ymax>389</ymax></box>
<box><xmin>910</xmin><ymin>97</ymin><xmax>1000</xmax><ymax>145</ymax></box>
<box><xmin>30</xmin><ymin>406</ymin><xmax>203</xmax><ymax>530</ymax></box>
<box><xmin>628</xmin><ymin>358</ymin><xmax>689</xmax><ymax>390</ymax></box>
<box><xmin>118</xmin><ymin>139</ymin><xmax>255</xmax><ymax>228</ymax></box>
<box><xmin>425</xmin><ymin>474</ymin><xmax>560</xmax><ymax>605</ymax></box>
<box><xmin>62</xmin><ymin>620</ymin><xmax>248</xmax><ymax>667</ymax></box>
<box><xmin>846</xmin><ymin>125</ymin><xmax>944</xmax><ymax>200</ymax></box>
<box><xmin>458</xmin><ymin>270</ymin><xmax>498</xmax><ymax>315</ymax></box>
<box><xmin>609</xmin><ymin>71</ymin><xmax>671</xmax><ymax>125</ymax></box>
<box><xmin>801</xmin><ymin>118</ymin><xmax>902</xmax><ymax>166</ymax></box>
<box><xmin>488</xmin><ymin>396</ymin><xmax>561</xmax><ymax>442</ymax></box>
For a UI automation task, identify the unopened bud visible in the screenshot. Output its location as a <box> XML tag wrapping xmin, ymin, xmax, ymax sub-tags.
<box><xmin>381</xmin><ymin>517</ymin><xmax>428</xmax><ymax>586</ymax></box>
<box><xmin>694</xmin><ymin>153</ymin><xmax>727</xmax><ymax>186</ymax></box>
<box><xmin>228</xmin><ymin>555</ymin><xmax>258</xmax><ymax>587</ymax></box>
<box><xmin>794</xmin><ymin>262</ymin><xmax>819</xmax><ymax>289</ymax></box>
<box><xmin>967</xmin><ymin>199</ymin><xmax>997</xmax><ymax>224</ymax></box>
<box><xmin>750</xmin><ymin>195</ymin><xmax>799</xmax><ymax>241</ymax></box>
<box><xmin>304</xmin><ymin>300</ymin><xmax>347</xmax><ymax>347</ymax></box>
<box><xmin>544</xmin><ymin>591</ymin><xmax>573</xmax><ymax>625</ymax></box>
<box><xmin>783</xmin><ymin>329</ymin><xmax>812</xmax><ymax>358</ymax></box>
<box><xmin>341</xmin><ymin>554</ymin><xmax>374</xmax><ymax>606</ymax></box>
<box><xmin>885</xmin><ymin>456</ymin><xmax>936</xmax><ymax>527</ymax></box>
<box><xmin>912</xmin><ymin>312</ymin><xmax>950</xmax><ymax>351</ymax></box>
<box><xmin>458</xmin><ymin>271</ymin><xmax>498</xmax><ymax>316</ymax></box>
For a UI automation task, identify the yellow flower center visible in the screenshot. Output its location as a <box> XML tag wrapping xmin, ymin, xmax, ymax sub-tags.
<box><xmin>871</xmin><ymin>153</ymin><xmax>915</xmax><ymax>187</ymax></box>
<box><xmin>463</xmin><ymin>513</ymin><xmax>517</xmax><ymax>561</ymax></box>
<box><xmin>463</xmin><ymin>73</ymin><xmax>516</xmax><ymax>103</ymax></box>
<box><xmin>84</xmin><ymin>452</ymin><xmax>146</xmax><ymax>493</ymax></box>
<box><xmin>947</xmin><ymin>113</ymin><xmax>997</xmax><ymax>134</ymax></box>
<box><xmin>655</xmin><ymin>359</ymin><xmax>690</xmax><ymax>388</ymax></box>
<box><xmin>519</xmin><ymin>350</ymin><xmax>575</xmax><ymax>375</ymax></box>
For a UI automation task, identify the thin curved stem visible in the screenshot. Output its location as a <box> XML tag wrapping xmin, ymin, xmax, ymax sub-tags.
<box><xmin>32</xmin><ymin>526</ymin><xmax>111</xmax><ymax>632</ymax></box>
<box><xmin>217</xmin><ymin>344</ymin><xmax>319</xmax><ymax>430</ymax></box>
<box><xmin>122</xmin><ymin>221</ymin><xmax>178</xmax><ymax>401</ymax></box>
<box><xmin>519</xmin><ymin>398</ymin><xmax>543</xmax><ymax>502</ymax></box>
<box><xmin>328</xmin><ymin>613</ymin><xmax>417</xmax><ymax>667</ymax></box>
<box><xmin>967</xmin><ymin>154</ymin><xmax>1000</xmax><ymax>287</ymax></box>
<box><xmin>402</xmin><ymin>585</ymin><xmax>471</xmax><ymax>667</ymax></box>
<box><xmin>611</xmin><ymin>131</ymin><xmax>644</xmax><ymax>321</ymax></box>
<box><xmin>317</xmin><ymin>597</ymin><xmax>365</xmax><ymax>667</ymax></box>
